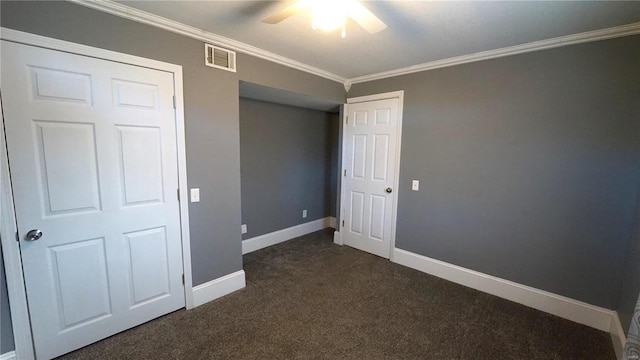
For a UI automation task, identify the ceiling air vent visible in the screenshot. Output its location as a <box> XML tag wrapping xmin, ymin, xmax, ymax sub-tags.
<box><xmin>205</xmin><ymin>44</ymin><xmax>236</xmax><ymax>72</ymax></box>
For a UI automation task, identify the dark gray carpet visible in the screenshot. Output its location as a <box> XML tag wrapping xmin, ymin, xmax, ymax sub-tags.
<box><xmin>58</xmin><ymin>229</ymin><xmax>615</xmax><ymax>359</ymax></box>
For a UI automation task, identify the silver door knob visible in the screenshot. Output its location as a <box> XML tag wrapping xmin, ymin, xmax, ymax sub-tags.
<box><xmin>385</xmin><ymin>187</ymin><xmax>392</xmax><ymax>193</ymax></box>
<box><xmin>25</xmin><ymin>229</ymin><xmax>43</xmax><ymax>241</ymax></box>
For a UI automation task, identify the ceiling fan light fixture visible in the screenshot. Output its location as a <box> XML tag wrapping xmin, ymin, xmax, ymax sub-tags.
<box><xmin>310</xmin><ymin>0</ymin><xmax>346</xmax><ymax>32</ymax></box>
<box><xmin>263</xmin><ymin>0</ymin><xmax>385</xmax><ymax>37</ymax></box>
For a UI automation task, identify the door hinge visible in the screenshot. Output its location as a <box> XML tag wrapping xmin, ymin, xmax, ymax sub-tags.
<box><xmin>173</xmin><ymin>96</ymin><xmax>176</xmax><ymax>109</ymax></box>
<box><xmin>342</xmin><ymin>220</ymin><xmax>345</xmax><ymax>227</ymax></box>
<box><xmin>15</xmin><ymin>231</ymin><xmax>19</xmax><ymax>242</ymax></box>
<box><xmin>346</xmin><ymin>116</ymin><xmax>349</xmax><ymax>125</ymax></box>
<box><xmin>343</xmin><ymin>169</ymin><xmax>346</xmax><ymax>177</ymax></box>
<box><xmin>182</xmin><ymin>274</ymin><xmax>185</xmax><ymax>285</ymax></box>
<box><xmin>177</xmin><ymin>188</ymin><xmax>180</xmax><ymax>201</ymax></box>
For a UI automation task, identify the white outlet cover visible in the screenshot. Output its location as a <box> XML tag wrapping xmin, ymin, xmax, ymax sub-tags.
<box><xmin>302</xmin><ymin>209</ymin><xmax>307</xmax><ymax>218</ymax></box>
<box><xmin>241</xmin><ymin>224</ymin><xmax>247</xmax><ymax>234</ymax></box>
<box><xmin>412</xmin><ymin>180</ymin><xmax>420</xmax><ymax>191</ymax></box>
<box><xmin>190</xmin><ymin>188</ymin><xmax>200</xmax><ymax>202</ymax></box>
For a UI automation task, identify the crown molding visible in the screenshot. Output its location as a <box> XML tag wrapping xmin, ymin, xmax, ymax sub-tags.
<box><xmin>66</xmin><ymin>1</ymin><xmax>639</xmax><ymax>88</ymax></box>
<box><xmin>349</xmin><ymin>22</ymin><xmax>640</xmax><ymax>84</ymax></box>
<box><xmin>68</xmin><ymin>0</ymin><xmax>347</xmax><ymax>84</ymax></box>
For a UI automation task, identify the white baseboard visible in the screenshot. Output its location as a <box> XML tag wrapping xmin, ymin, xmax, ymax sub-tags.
<box><xmin>333</xmin><ymin>230</ymin><xmax>342</xmax><ymax>245</ymax></box>
<box><xmin>242</xmin><ymin>217</ymin><xmax>335</xmax><ymax>254</ymax></box>
<box><xmin>610</xmin><ymin>311</ymin><xmax>627</xmax><ymax>360</ymax></box>
<box><xmin>191</xmin><ymin>270</ymin><xmax>245</xmax><ymax>308</ymax></box>
<box><xmin>328</xmin><ymin>216</ymin><xmax>337</xmax><ymax>229</ymax></box>
<box><xmin>0</xmin><ymin>351</ymin><xmax>16</xmax><ymax>360</ymax></box>
<box><xmin>393</xmin><ymin>248</ymin><xmax>616</xmax><ymax>333</ymax></box>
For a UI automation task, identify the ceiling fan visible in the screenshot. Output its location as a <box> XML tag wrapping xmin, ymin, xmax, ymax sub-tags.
<box><xmin>262</xmin><ymin>0</ymin><xmax>387</xmax><ymax>38</ymax></box>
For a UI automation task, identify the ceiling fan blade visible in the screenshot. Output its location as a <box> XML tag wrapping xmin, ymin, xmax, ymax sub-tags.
<box><xmin>346</xmin><ymin>1</ymin><xmax>387</xmax><ymax>34</ymax></box>
<box><xmin>262</xmin><ymin>1</ymin><xmax>309</xmax><ymax>24</ymax></box>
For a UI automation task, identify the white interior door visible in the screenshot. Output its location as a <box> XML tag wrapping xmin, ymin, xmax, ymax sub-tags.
<box><xmin>342</xmin><ymin>96</ymin><xmax>401</xmax><ymax>258</ymax></box>
<box><xmin>2</xmin><ymin>41</ymin><xmax>185</xmax><ymax>359</ymax></box>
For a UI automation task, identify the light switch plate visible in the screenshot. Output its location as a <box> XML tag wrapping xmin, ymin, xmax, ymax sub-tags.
<box><xmin>302</xmin><ymin>209</ymin><xmax>307</xmax><ymax>218</ymax></box>
<box><xmin>241</xmin><ymin>224</ymin><xmax>247</xmax><ymax>234</ymax></box>
<box><xmin>412</xmin><ymin>180</ymin><xmax>420</xmax><ymax>191</ymax></box>
<box><xmin>190</xmin><ymin>188</ymin><xmax>200</xmax><ymax>202</ymax></box>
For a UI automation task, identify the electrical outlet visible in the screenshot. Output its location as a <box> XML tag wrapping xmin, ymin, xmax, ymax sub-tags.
<box><xmin>190</xmin><ymin>188</ymin><xmax>200</xmax><ymax>202</ymax></box>
<box><xmin>411</xmin><ymin>180</ymin><xmax>420</xmax><ymax>191</ymax></box>
<box><xmin>302</xmin><ymin>209</ymin><xmax>307</xmax><ymax>218</ymax></box>
<box><xmin>241</xmin><ymin>224</ymin><xmax>247</xmax><ymax>234</ymax></box>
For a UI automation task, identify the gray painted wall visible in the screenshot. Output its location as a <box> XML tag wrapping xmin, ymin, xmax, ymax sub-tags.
<box><xmin>618</xmin><ymin>185</ymin><xmax>640</xmax><ymax>334</ymax></box>
<box><xmin>237</xmin><ymin>54</ymin><xmax>345</xmax><ymax>105</ymax></box>
<box><xmin>349</xmin><ymin>36</ymin><xmax>640</xmax><ymax>309</ymax></box>
<box><xmin>239</xmin><ymin>98</ymin><xmax>337</xmax><ymax>239</ymax></box>
<box><xmin>0</xmin><ymin>1</ymin><xmax>345</xmax><ymax>352</ymax></box>
<box><xmin>0</xmin><ymin>247</ymin><xmax>14</xmax><ymax>354</ymax></box>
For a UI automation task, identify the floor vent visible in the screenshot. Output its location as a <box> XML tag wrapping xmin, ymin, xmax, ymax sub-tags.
<box><xmin>205</xmin><ymin>44</ymin><xmax>236</xmax><ymax>72</ymax></box>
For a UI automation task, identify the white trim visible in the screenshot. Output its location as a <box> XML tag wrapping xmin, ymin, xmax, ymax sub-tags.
<box><xmin>68</xmin><ymin>0</ymin><xmax>347</xmax><ymax>84</ymax></box>
<box><xmin>346</xmin><ymin>90</ymin><xmax>405</xmax><ymax>104</ymax></box>
<box><xmin>393</xmin><ymin>248</ymin><xmax>617</xmax><ymax>332</ymax></box>
<box><xmin>338</xmin><ymin>107</ymin><xmax>348</xmax><ymax>246</ymax></box>
<box><xmin>610</xmin><ymin>311</ymin><xmax>627</xmax><ymax>360</ymax></box>
<box><xmin>343</xmin><ymin>81</ymin><xmax>352</xmax><ymax>93</ymax></box>
<box><xmin>1</xmin><ymin>101</ymin><xmax>35</xmax><ymax>360</ymax></box>
<box><xmin>191</xmin><ymin>270</ymin><xmax>246</xmax><ymax>308</ymax></box>
<box><xmin>242</xmin><ymin>217</ymin><xmax>334</xmax><ymax>255</ymax></box>
<box><xmin>341</xmin><ymin>91</ymin><xmax>404</xmax><ymax>260</ymax></box>
<box><xmin>333</xmin><ymin>231</ymin><xmax>342</xmax><ymax>246</ymax></box>
<box><xmin>349</xmin><ymin>22</ymin><xmax>640</xmax><ymax>84</ymax></box>
<box><xmin>328</xmin><ymin>216</ymin><xmax>337</xmax><ymax>229</ymax></box>
<box><xmin>173</xmin><ymin>64</ymin><xmax>195</xmax><ymax>310</ymax></box>
<box><xmin>0</xmin><ymin>351</ymin><xmax>16</xmax><ymax>360</ymax></box>
<box><xmin>0</xmin><ymin>28</ymin><xmax>194</xmax><ymax>353</ymax></box>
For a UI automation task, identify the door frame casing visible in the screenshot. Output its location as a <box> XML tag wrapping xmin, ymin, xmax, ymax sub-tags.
<box><xmin>337</xmin><ymin>90</ymin><xmax>404</xmax><ymax>260</ymax></box>
<box><xmin>0</xmin><ymin>27</ymin><xmax>194</xmax><ymax>359</ymax></box>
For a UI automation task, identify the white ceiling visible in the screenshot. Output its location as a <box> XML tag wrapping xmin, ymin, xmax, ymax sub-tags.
<box><xmin>117</xmin><ymin>1</ymin><xmax>640</xmax><ymax>81</ymax></box>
